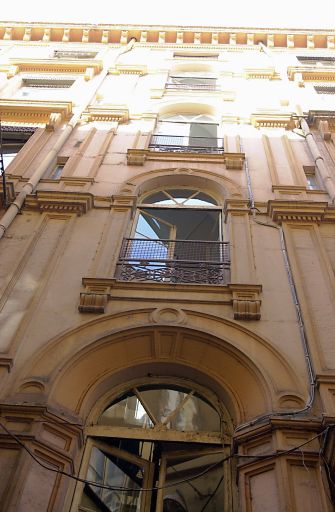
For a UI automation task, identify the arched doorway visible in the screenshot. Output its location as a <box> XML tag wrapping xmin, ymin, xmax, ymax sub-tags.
<box><xmin>71</xmin><ymin>378</ymin><xmax>234</xmax><ymax>512</ymax></box>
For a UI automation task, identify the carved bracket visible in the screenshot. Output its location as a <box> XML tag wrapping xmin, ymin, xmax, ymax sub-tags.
<box><xmin>268</xmin><ymin>200</ymin><xmax>328</xmax><ymax>224</ymax></box>
<box><xmin>229</xmin><ymin>284</ymin><xmax>262</xmax><ymax>320</ymax></box>
<box><xmin>25</xmin><ymin>191</ymin><xmax>94</xmax><ymax>216</ymax></box>
<box><xmin>82</xmin><ymin>105</ymin><xmax>129</xmax><ymax>123</ymax></box>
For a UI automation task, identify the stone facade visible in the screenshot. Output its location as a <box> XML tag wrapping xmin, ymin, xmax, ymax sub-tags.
<box><xmin>0</xmin><ymin>21</ymin><xmax>335</xmax><ymax>511</ymax></box>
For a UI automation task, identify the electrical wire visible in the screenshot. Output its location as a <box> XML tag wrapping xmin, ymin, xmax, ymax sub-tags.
<box><xmin>200</xmin><ymin>476</ymin><xmax>223</xmax><ymax>512</ymax></box>
<box><xmin>1</xmin><ymin>419</ymin><xmax>333</xmax><ymax>494</ymax></box>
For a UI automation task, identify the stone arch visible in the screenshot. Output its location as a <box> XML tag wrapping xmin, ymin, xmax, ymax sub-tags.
<box><xmin>121</xmin><ymin>167</ymin><xmax>243</xmax><ymax>201</ymax></box>
<box><xmin>12</xmin><ymin>309</ymin><xmax>306</xmax><ymax>426</ymax></box>
<box><xmin>169</xmin><ymin>62</ymin><xmax>216</xmax><ymax>75</ymax></box>
<box><xmin>156</xmin><ymin>100</ymin><xmax>220</xmax><ymax>120</ymax></box>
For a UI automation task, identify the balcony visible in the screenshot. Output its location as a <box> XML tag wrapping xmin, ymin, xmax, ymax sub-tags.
<box><xmin>116</xmin><ymin>238</ymin><xmax>230</xmax><ymax>285</ymax></box>
<box><xmin>149</xmin><ymin>135</ymin><xmax>224</xmax><ymax>154</ymax></box>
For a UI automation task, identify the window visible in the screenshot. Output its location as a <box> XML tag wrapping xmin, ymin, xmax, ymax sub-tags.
<box><xmin>166</xmin><ymin>73</ymin><xmax>219</xmax><ymax>91</ymax></box>
<box><xmin>0</xmin><ymin>126</ymin><xmax>35</xmax><ymax>170</ymax></box>
<box><xmin>16</xmin><ymin>77</ymin><xmax>75</xmax><ymax>99</ymax></box>
<box><xmin>314</xmin><ymin>85</ymin><xmax>335</xmax><ymax>95</ymax></box>
<box><xmin>49</xmin><ymin>163</ymin><xmax>65</xmax><ymax>180</ymax></box>
<box><xmin>297</xmin><ymin>56</ymin><xmax>335</xmax><ymax>66</ymax></box>
<box><xmin>303</xmin><ymin>165</ymin><xmax>320</xmax><ymax>190</ymax></box>
<box><xmin>116</xmin><ymin>188</ymin><xmax>230</xmax><ymax>285</ymax></box>
<box><xmin>53</xmin><ymin>50</ymin><xmax>97</xmax><ymax>59</ymax></box>
<box><xmin>149</xmin><ymin>114</ymin><xmax>224</xmax><ymax>154</ymax></box>
<box><xmin>73</xmin><ymin>381</ymin><xmax>232</xmax><ymax>512</ymax></box>
<box><xmin>173</xmin><ymin>51</ymin><xmax>219</xmax><ymax>60</ymax></box>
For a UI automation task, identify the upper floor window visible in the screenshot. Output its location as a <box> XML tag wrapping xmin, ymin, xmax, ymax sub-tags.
<box><xmin>314</xmin><ymin>85</ymin><xmax>335</xmax><ymax>95</ymax></box>
<box><xmin>173</xmin><ymin>51</ymin><xmax>219</xmax><ymax>60</ymax></box>
<box><xmin>116</xmin><ymin>187</ymin><xmax>230</xmax><ymax>285</ymax></box>
<box><xmin>166</xmin><ymin>72</ymin><xmax>218</xmax><ymax>91</ymax></box>
<box><xmin>149</xmin><ymin>114</ymin><xmax>224</xmax><ymax>154</ymax></box>
<box><xmin>16</xmin><ymin>76</ymin><xmax>75</xmax><ymax>99</ymax></box>
<box><xmin>53</xmin><ymin>50</ymin><xmax>97</xmax><ymax>59</ymax></box>
<box><xmin>297</xmin><ymin>56</ymin><xmax>335</xmax><ymax>66</ymax></box>
<box><xmin>0</xmin><ymin>126</ymin><xmax>35</xmax><ymax>170</ymax></box>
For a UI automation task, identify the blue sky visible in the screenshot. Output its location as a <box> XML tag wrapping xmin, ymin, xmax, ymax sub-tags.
<box><xmin>1</xmin><ymin>0</ymin><xmax>335</xmax><ymax>28</ymax></box>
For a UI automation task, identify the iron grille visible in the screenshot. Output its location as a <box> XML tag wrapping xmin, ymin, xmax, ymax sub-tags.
<box><xmin>314</xmin><ymin>86</ymin><xmax>335</xmax><ymax>95</ymax></box>
<box><xmin>149</xmin><ymin>135</ymin><xmax>224</xmax><ymax>154</ymax></box>
<box><xmin>165</xmin><ymin>82</ymin><xmax>221</xmax><ymax>91</ymax></box>
<box><xmin>116</xmin><ymin>238</ymin><xmax>230</xmax><ymax>285</ymax></box>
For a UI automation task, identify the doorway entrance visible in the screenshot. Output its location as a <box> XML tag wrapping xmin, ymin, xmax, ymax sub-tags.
<box><xmin>76</xmin><ymin>383</ymin><xmax>232</xmax><ymax>512</ymax></box>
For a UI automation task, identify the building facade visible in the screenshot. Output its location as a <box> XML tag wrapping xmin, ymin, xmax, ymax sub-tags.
<box><xmin>1</xmin><ymin>21</ymin><xmax>335</xmax><ymax>511</ymax></box>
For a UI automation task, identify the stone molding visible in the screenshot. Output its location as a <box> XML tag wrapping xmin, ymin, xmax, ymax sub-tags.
<box><xmin>251</xmin><ymin>112</ymin><xmax>294</xmax><ymax>128</ymax></box>
<box><xmin>127</xmin><ymin>148</ymin><xmax>245</xmax><ymax>168</ymax></box>
<box><xmin>267</xmin><ymin>200</ymin><xmax>328</xmax><ymax>224</ymax></box>
<box><xmin>78</xmin><ymin>278</ymin><xmax>262</xmax><ymax>320</ymax></box>
<box><xmin>1</xmin><ymin>23</ymin><xmax>335</xmax><ymax>49</ymax></box>
<box><xmin>287</xmin><ymin>66</ymin><xmax>335</xmax><ymax>82</ymax></box>
<box><xmin>82</xmin><ymin>105</ymin><xmax>129</xmax><ymax>123</ymax></box>
<box><xmin>8</xmin><ymin>57</ymin><xmax>103</xmax><ymax>76</ymax></box>
<box><xmin>244</xmin><ymin>67</ymin><xmax>280</xmax><ymax>79</ymax></box>
<box><xmin>24</xmin><ymin>191</ymin><xmax>94</xmax><ymax>216</ymax></box>
<box><xmin>109</xmin><ymin>64</ymin><xmax>148</xmax><ymax>75</ymax></box>
<box><xmin>0</xmin><ymin>99</ymin><xmax>72</xmax><ymax>127</ymax></box>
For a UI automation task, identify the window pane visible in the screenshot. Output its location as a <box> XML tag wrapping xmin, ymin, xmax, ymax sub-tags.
<box><xmin>139</xmin><ymin>388</ymin><xmax>220</xmax><ymax>431</ymax></box>
<box><xmin>99</xmin><ymin>386</ymin><xmax>220</xmax><ymax>432</ymax></box>
<box><xmin>142</xmin><ymin>190</ymin><xmax>217</xmax><ymax>206</ymax></box>
<box><xmin>99</xmin><ymin>395</ymin><xmax>154</xmax><ymax>428</ymax></box>
<box><xmin>163</xmin><ymin>452</ymin><xmax>224</xmax><ymax>511</ymax></box>
<box><xmin>82</xmin><ymin>446</ymin><xmax>143</xmax><ymax>512</ymax></box>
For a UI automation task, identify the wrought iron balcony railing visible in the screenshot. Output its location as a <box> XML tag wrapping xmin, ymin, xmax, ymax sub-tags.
<box><xmin>165</xmin><ymin>82</ymin><xmax>221</xmax><ymax>91</ymax></box>
<box><xmin>116</xmin><ymin>238</ymin><xmax>230</xmax><ymax>285</ymax></box>
<box><xmin>149</xmin><ymin>135</ymin><xmax>224</xmax><ymax>154</ymax></box>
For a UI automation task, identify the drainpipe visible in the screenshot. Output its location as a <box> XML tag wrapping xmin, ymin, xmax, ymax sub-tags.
<box><xmin>234</xmin><ymin>154</ymin><xmax>316</xmax><ymax>432</ymax></box>
<box><xmin>0</xmin><ymin>38</ymin><xmax>137</xmax><ymax>240</ymax></box>
<box><xmin>299</xmin><ymin>116</ymin><xmax>335</xmax><ymax>203</ymax></box>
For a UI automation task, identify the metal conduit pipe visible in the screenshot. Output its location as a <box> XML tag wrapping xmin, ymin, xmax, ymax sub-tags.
<box><xmin>235</xmin><ymin>155</ymin><xmax>316</xmax><ymax>433</ymax></box>
<box><xmin>300</xmin><ymin>117</ymin><xmax>335</xmax><ymax>203</ymax></box>
<box><xmin>0</xmin><ymin>38</ymin><xmax>137</xmax><ymax>240</ymax></box>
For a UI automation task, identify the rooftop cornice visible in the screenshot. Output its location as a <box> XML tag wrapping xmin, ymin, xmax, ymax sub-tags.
<box><xmin>0</xmin><ymin>23</ymin><xmax>335</xmax><ymax>49</ymax></box>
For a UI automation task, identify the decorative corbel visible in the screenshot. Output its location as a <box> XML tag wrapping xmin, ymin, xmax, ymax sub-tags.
<box><xmin>229</xmin><ymin>284</ymin><xmax>262</xmax><ymax>320</ymax></box>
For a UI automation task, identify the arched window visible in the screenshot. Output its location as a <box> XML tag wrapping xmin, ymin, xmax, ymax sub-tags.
<box><xmin>116</xmin><ymin>188</ymin><xmax>230</xmax><ymax>285</ymax></box>
<box><xmin>149</xmin><ymin>114</ymin><xmax>224</xmax><ymax>154</ymax></box>
<box><xmin>73</xmin><ymin>381</ymin><xmax>233</xmax><ymax>512</ymax></box>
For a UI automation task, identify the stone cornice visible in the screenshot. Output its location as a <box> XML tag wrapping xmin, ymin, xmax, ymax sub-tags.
<box><xmin>0</xmin><ymin>99</ymin><xmax>72</xmax><ymax>127</ymax></box>
<box><xmin>109</xmin><ymin>64</ymin><xmax>148</xmax><ymax>75</ymax></box>
<box><xmin>267</xmin><ymin>200</ymin><xmax>328</xmax><ymax>223</ymax></box>
<box><xmin>0</xmin><ymin>23</ymin><xmax>335</xmax><ymax>49</ymax></box>
<box><xmin>288</xmin><ymin>66</ymin><xmax>335</xmax><ymax>81</ymax></box>
<box><xmin>251</xmin><ymin>112</ymin><xmax>294</xmax><ymax>128</ymax></box>
<box><xmin>127</xmin><ymin>148</ymin><xmax>245</xmax><ymax>168</ymax></box>
<box><xmin>81</xmin><ymin>105</ymin><xmax>129</xmax><ymax>123</ymax></box>
<box><xmin>8</xmin><ymin>57</ymin><xmax>103</xmax><ymax>77</ymax></box>
<box><xmin>24</xmin><ymin>190</ymin><xmax>94</xmax><ymax>216</ymax></box>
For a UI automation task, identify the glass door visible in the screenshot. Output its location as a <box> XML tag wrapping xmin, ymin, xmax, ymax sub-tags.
<box><xmin>79</xmin><ymin>440</ymin><xmax>154</xmax><ymax>512</ymax></box>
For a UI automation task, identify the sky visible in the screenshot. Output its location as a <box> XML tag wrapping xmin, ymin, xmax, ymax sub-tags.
<box><xmin>1</xmin><ymin>0</ymin><xmax>335</xmax><ymax>29</ymax></box>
